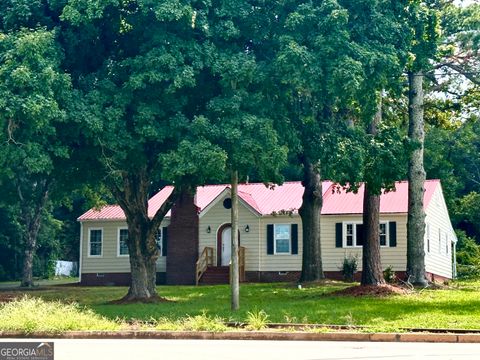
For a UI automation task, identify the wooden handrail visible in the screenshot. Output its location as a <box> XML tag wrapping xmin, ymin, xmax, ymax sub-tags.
<box><xmin>239</xmin><ymin>246</ymin><xmax>246</xmax><ymax>282</ymax></box>
<box><xmin>230</xmin><ymin>246</ymin><xmax>246</xmax><ymax>283</ymax></box>
<box><xmin>196</xmin><ymin>246</ymin><xmax>214</xmax><ymax>285</ymax></box>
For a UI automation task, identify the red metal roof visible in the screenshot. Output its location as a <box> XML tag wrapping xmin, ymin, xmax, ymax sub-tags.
<box><xmin>78</xmin><ymin>180</ymin><xmax>440</xmax><ymax>221</ymax></box>
<box><xmin>321</xmin><ymin>180</ymin><xmax>439</xmax><ymax>214</ymax></box>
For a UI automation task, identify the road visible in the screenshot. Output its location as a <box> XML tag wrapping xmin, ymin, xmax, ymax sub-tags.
<box><xmin>2</xmin><ymin>339</ymin><xmax>480</xmax><ymax>360</ymax></box>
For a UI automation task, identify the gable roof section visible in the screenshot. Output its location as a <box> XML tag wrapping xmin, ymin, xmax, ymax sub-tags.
<box><xmin>78</xmin><ymin>186</ymin><xmax>174</xmax><ymax>221</ymax></box>
<box><xmin>196</xmin><ymin>186</ymin><xmax>262</xmax><ymax>218</ymax></box>
<box><xmin>78</xmin><ymin>179</ymin><xmax>441</xmax><ymax>221</ymax></box>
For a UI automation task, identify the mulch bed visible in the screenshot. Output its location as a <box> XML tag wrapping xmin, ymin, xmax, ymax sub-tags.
<box><xmin>0</xmin><ymin>293</ymin><xmax>19</xmax><ymax>303</ymax></box>
<box><xmin>331</xmin><ymin>284</ymin><xmax>411</xmax><ymax>297</ymax></box>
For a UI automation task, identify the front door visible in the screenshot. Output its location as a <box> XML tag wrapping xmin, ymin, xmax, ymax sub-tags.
<box><xmin>221</xmin><ymin>227</ymin><xmax>231</xmax><ymax>266</ymax></box>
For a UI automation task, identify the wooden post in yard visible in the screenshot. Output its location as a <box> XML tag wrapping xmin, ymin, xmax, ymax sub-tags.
<box><xmin>231</xmin><ymin>170</ymin><xmax>240</xmax><ymax>310</ymax></box>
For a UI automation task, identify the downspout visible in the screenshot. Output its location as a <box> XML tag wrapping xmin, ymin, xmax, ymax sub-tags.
<box><xmin>79</xmin><ymin>222</ymin><xmax>83</xmax><ymax>284</ymax></box>
<box><xmin>258</xmin><ymin>216</ymin><xmax>261</xmax><ymax>281</ymax></box>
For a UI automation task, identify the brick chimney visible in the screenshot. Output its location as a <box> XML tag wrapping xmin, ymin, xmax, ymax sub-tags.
<box><xmin>165</xmin><ymin>190</ymin><xmax>199</xmax><ymax>285</ymax></box>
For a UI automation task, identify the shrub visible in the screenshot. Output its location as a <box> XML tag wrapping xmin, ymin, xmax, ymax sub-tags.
<box><xmin>0</xmin><ymin>296</ymin><xmax>120</xmax><ymax>333</ymax></box>
<box><xmin>155</xmin><ymin>312</ymin><xmax>227</xmax><ymax>332</ymax></box>
<box><xmin>457</xmin><ymin>264</ymin><xmax>480</xmax><ymax>279</ymax></box>
<box><xmin>383</xmin><ymin>266</ymin><xmax>396</xmax><ymax>283</ymax></box>
<box><xmin>341</xmin><ymin>255</ymin><xmax>358</xmax><ymax>282</ymax></box>
<box><xmin>456</xmin><ymin>230</ymin><xmax>480</xmax><ymax>279</ymax></box>
<box><xmin>245</xmin><ymin>309</ymin><xmax>269</xmax><ymax>331</ymax></box>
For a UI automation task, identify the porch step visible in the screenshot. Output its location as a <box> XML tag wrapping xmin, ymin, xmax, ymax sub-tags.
<box><xmin>199</xmin><ymin>266</ymin><xmax>230</xmax><ymax>285</ymax></box>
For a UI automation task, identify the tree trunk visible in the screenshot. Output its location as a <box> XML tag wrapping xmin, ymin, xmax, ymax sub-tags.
<box><xmin>111</xmin><ymin>170</ymin><xmax>179</xmax><ymax>302</ymax></box>
<box><xmin>124</xmin><ymin>214</ymin><xmax>158</xmax><ymax>301</ymax></box>
<box><xmin>406</xmin><ymin>71</ymin><xmax>428</xmax><ymax>286</ymax></box>
<box><xmin>361</xmin><ymin>99</ymin><xmax>385</xmax><ymax>286</ymax></box>
<box><xmin>21</xmin><ymin>234</ymin><xmax>38</xmax><ymax>288</ymax></box>
<box><xmin>19</xmin><ymin>181</ymin><xmax>49</xmax><ymax>288</ymax></box>
<box><xmin>299</xmin><ymin>158</ymin><xmax>324</xmax><ymax>282</ymax></box>
<box><xmin>361</xmin><ymin>185</ymin><xmax>384</xmax><ymax>285</ymax></box>
<box><xmin>230</xmin><ymin>169</ymin><xmax>240</xmax><ymax>311</ymax></box>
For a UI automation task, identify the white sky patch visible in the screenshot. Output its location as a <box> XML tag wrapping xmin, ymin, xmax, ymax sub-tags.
<box><xmin>454</xmin><ymin>0</ymin><xmax>479</xmax><ymax>6</ymax></box>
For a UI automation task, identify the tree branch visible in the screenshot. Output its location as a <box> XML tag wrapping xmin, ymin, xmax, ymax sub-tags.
<box><xmin>149</xmin><ymin>186</ymin><xmax>180</xmax><ymax>233</ymax></box>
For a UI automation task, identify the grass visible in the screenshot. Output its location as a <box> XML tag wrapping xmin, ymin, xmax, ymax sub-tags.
<box><xmin>0</xmin><ymin>296</ymin><xmax>120</xmax><ymax>333</ymax></box>
<box><xmin>1</xmin><ymin>280</ymin><xmax>480</xmax><ymax>332</ymax></box>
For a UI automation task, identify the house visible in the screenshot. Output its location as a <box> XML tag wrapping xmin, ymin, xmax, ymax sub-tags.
<box><xmin>77</xmin><ymin>179</ymin><xmax>457</xmax><ymax>285</ymax></box>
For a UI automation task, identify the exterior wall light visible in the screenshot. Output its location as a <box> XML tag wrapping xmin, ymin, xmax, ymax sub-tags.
<box><xmin>207</xmin><ymin>226</ymin><xmax>211</xmax><ymax>233</ymax></box>
<box><xmin>245</xmin><ymin>225</ymin><xmax>250</xmax><ymax>233</ymax></box>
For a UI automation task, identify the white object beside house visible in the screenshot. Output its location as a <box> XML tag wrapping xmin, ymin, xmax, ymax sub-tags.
<box><xmin>77</xmin><ymin>180</ymin><xmax>457</xmax><ymax>285</ymax></box>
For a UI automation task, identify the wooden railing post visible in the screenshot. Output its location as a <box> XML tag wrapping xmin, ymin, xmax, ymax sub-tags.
<box><xmin>195</xmin><ymin>246</ymin><xmax>214</xmax><ymax>286</ymax></box>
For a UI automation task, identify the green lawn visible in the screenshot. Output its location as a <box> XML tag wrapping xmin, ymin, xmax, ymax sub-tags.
<box><xmin>1</xmin><ymin>280</ymin><xmax>480</xmax><ymax>331</ymax></box>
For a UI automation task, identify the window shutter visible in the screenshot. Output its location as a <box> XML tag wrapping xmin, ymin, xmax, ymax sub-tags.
<box><xmin>267</xmin><ymin>224</ymin><xmax>274</xmax><ymax>254</ymax></box>
<box><xmin>389</xmin><ymin>222</ymin><xmax>397</xmax><ymax>247</ymax></box>
<box><xmin>291</xmin><ymin>224</ymin><xmax>298</xmax><ymax>254</ymax></box>
<box><xmin>335</xmin><ymin>223</ymin><xmax>343</xmax><ymax>248</ymax></box>
<box><xmin>162</xmin><ymin>227</ymin><xmax>168</xmax><ymax>256</ymax></box>
<box><xmin>356</xmin><ymin>224</ymin><xmax>364</xmax><ymax>246</ymax></box>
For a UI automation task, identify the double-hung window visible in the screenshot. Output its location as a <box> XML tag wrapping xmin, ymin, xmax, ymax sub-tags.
<box><xmin>274</xmin><ymin>224</ymin><xmax>291</xmax><ymax>254</ymax></box>
<box><xmin>155</xmin><ymin>230</ymin><xmax>163</xmax><ymax>255</ymax></box>
<box><xmin>379</xmin><ymin>223</ymin><xmax>388</xmax><ymax>246</ymax></box>
<box><xmin>89</xmin><ymin>229</ymin><xmax>103</xmax><ymax>257</ymax></box>
<box><xmin>343</xmin><ymin>223</ymin><xmax>364</xmax><ymax>247</ymax></box>
<box><xmin>117</xmin><ymin>228</ymin><xmax>129</xmax><ymax>256</ymax></box>
<box><xmin>426</xmin><ymin>224</ymin><xmax>430</xmax><ymax>253</ymax></box>
<box><xmin>438</xmin><ymin>229</ymin><xmax>442</xmax><ymax>254</ymax></box>
<box><xmin>343</xmin><ymin>222</ymin><xmax>388</xmax><ymax>247</ymax></box>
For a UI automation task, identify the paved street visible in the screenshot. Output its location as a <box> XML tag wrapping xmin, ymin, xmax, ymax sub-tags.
<box><xmin>2</xmin><ymin>339</ymin><xmax>480</xmax><ymax>360</ymax></box>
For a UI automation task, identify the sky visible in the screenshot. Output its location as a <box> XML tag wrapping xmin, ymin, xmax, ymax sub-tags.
<box><xmin>455</xmin><ymin>0</ymin><xmax>479</xmax><ymax>6</ymax></box>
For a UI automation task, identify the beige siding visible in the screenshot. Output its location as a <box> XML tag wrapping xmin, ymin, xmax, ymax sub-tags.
<box><xmin>424</xmin><ymin>186</ymin><xmax>454</xmax><ymax>278</ymax></box>
<box><xmin>199</xmin><ymin>194</ymin><xmax>260</xmax><ymax>271</ymax></box>
<box><xmin>204</xmin><ymin>206</ymin><xmax>409</xmax><ymax>273</ymax></box>
<box><xmin>80</xmin><ymin>185</ymin><xmax>454</xmax><ymax>279</ymax></box>
<box><xmin>321</xmin><ymin>214</ymin><xmax>407</xmax><ymax>272</ymax></box>
<box><xmin>80</xmin><ymin>219</ymin><xmax>170</xmax><ymax>274</ymax></box>
<box><xmin>258</xmin><ymin>216</ymin><xmax>303</xmax><ymax>271</ymax></box>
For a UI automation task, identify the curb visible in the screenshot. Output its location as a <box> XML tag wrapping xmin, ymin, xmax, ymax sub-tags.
<box><xmin>1</xmin><ymin>331</ymin><xmax>480</xmax><ymax>343</ymax></box>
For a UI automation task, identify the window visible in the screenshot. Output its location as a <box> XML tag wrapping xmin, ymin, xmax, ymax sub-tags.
<box><xmin>346</xmin><ymin>224</ymin><xmax>354</xmax><ymax>247</ymax></box>
<box><xmin>117</xmin><ymin>228</ymin><xmax>129</xmax><ymax>256</ymax></box>
<box><xmin>155</xmin><ymin>230</ymin><xmax>163</xmax><ymax>255</ymax></box>
<box><xmin>223</xmin><ymin>198</ymin><xmax>232</xmax><ymax>209</ymax></box>
<box><xmin>343</xmin><ymin>222</ymin><xmax>388</xmax><ymax>247</ymax></box>
<box><xmin>274</xmin><ymin>224</ymin><xmax>291</xmax><ymax>254</ymax></box>
<box><xmin>379</xmin><ymin>223</ymin><xmax>388</xmax><ymax>246</ymax></box>
<box><xmin>427</xmin><ymin>224</ymin><xmax>431</xmax><ymax>252</ymax></box>
<box><xmin>438</xmin><ymin>229</ymin><xmax>442</xmax><ymax>254</ymax></box>
<box><xmin>89</xmin><ymin>229</ymin><xmax>102</xmax><ymax>257</ymax></box>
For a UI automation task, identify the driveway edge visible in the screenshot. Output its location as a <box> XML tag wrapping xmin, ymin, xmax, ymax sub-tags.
<box><xmin>1</xmin><ymin>331</ymin><xmax>480</xmax><ymax>343</ymax></box>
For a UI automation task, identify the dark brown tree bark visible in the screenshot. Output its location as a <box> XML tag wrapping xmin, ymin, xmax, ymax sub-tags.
<box><xmin>406</xmin><ymin>71</ymin><xmax>428</xmax><ymax>286</ymax></box>
<box><xmin>111</xmin><ymin>169</ymin><xmax>179</xmax><ymax>302</ymax></box>
<box><xmin>361</xmin><ymin>185</ymin><xmax>384</xmax><ymax>285</ymax></box>
<box><xmin>361</xmin><ymin>100</ymin><xmax>385</xmax><ymax>286</ymax></box>
<box><xmin>230</xmin><ymin>169</ymin><xmax>240</xmax><ymax>310</ymax></box>
<box><xmin>18</xmin><ymin>180</ymin><xmax>50</xmax><ymax>288</ymax></box>
<box><xmin>299</xmin><ymin>158</ymin><xmax>324</xmax><ymax>282</ymax></box>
